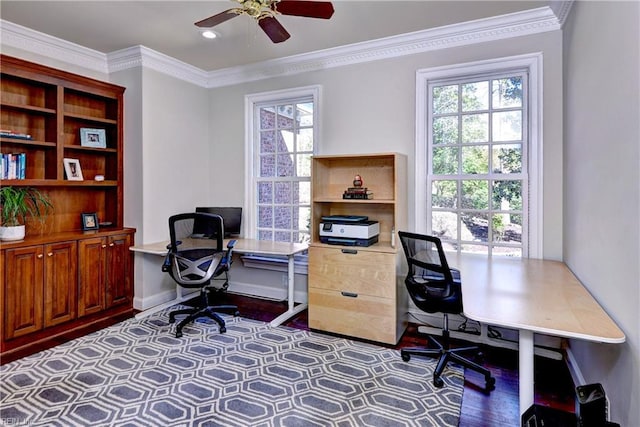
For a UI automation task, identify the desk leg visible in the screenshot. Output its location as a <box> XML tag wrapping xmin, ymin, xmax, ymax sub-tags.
<box><xmin>269</xmin><ymin>254</ymin><xmax>308</xmax><ymax>327</ymax></box>
<box><xmin>519</xmin><ymin>329</ymin><xmax>535</xmax><ymax>416</ymax></box>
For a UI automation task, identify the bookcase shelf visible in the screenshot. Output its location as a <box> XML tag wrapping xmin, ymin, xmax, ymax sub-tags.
<box><xmin>0</xmin><ymin>54</ymin><xmax>126</xmax><ymax>233</ymax></box>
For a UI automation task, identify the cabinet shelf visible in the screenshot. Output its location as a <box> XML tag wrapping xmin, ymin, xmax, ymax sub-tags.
<box><xmin>64</xmin><ymin>145</ymin><xmax>118</xmax><ymax>154</ymax></box>
<box><xmin>0</xmin><ymin>179</ymin><xmax>118</xmax><ymax>187</ymax></box>
<box><xmin>0</xmin><ymin>138</ymin><xmax>56</xmax><ymax>148</ymax></box>
<box><xmin>310</xmin><ymin>241</ymin><xmax>398</xmax><ymax>253</ymax></box>
<box><xmin>1</xmin><ymin>102</ymin><xmax>57</xmax><ymax>115</ymax></box>
<box><xmin>313</xmin><ymin>198</ymin><xmax>396</xmax><ymax>204</ymax></box>
<box><xmin>64</xmin><ymin>112</ymin><xmax>118</xmax><ymax>125</ymax></box>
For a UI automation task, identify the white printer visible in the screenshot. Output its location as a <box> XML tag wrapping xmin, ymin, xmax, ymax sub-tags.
<box><xmin>319</xmin><ymin>215</ymin><xmax>379</xmax><ymax>246</ymax></box>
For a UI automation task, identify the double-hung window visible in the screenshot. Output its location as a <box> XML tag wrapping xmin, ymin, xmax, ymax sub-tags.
<box><xmin>416</xmin><ymin>55</ymin><xmax>542</xmax><ymax>257</ymax></box>
<box><xmin>245</xmin><ymin>86</ymin><xmax>319</xmax><ymax>244</ymax></box>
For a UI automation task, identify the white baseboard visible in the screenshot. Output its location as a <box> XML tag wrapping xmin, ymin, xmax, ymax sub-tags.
<box><xmin>133</xmin><ymin>280</ymin><xmax>307</xmax><ymax>314</ymax></box>
<box><xmin>228</xmin><ymin>280</ymin><xmax>309</xmax><ymax>304</ymax></box>
<box><xmin>133</xmin><ymin>288</ymin><xmax>177</xmax><ymax>311</ymax></box>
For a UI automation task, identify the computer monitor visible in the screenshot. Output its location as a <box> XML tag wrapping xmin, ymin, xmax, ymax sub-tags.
<box><xmin>193</xmin><ymin>207</ymin><xmax>242</xmax><ymax>238</ymax></box>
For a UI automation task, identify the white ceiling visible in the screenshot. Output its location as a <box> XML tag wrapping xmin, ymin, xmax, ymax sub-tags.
<box><xmin>0</xmin><ymin>1</ymin><xmax>549</xmax><ymax>71</ymax></box>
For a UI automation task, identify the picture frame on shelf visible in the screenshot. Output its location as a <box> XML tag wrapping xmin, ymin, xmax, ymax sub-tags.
<box><xmin>80</xmin><ymin>128</ymin><xmax>106</xmax><ymax>148</ymax></box>
<box><xmin>63</xmin><ymin>158</ymin><xmax>84</xmax><ymax>181</ymax></box>
<box><xmin>81</xmin><ymin>212</ymin><xmax>99</xmax><ymax>231</ymax></box>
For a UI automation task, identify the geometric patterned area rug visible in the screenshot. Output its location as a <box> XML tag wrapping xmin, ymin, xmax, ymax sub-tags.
<box><xmin>0</xmin><ymin>307</ymin><xmax>464</xmax><ymax>426</ymax></box>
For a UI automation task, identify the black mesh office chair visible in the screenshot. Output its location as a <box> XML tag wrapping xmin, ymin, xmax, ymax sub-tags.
<box><xmin>162</xmin><ymin>212</ymin><xmax>239</xmax><ymax>337</ymax></box>
<box><xmin>398</xmin><ymin>231</ymin><xmax>495</xmax><ymax>390</ymax></box>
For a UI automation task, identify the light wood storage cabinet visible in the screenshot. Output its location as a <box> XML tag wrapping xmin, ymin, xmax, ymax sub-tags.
<box><xmin>308</xmin><ymin>153</ymin><xmax>408</xmax><ymax>344</ymax></box>
<box><xmin>0</xmin><ymin>55</ymin><xmax>135</xmax><ymax>363</ymax></box>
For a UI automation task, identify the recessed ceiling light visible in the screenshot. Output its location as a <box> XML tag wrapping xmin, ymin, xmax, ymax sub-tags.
<box><xmin>201</xmin><ymin>29</ymin><xmax>219</xmax><ymax>39</ymax></box>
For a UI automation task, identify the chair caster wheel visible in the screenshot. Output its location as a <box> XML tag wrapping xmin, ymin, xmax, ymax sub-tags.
<box><xmin>486</xmin><ymin>377</ymin><xmax>496</xmax><ymax>391</ymax></box>
<box><xmin>175</xmin><ymin>331</ymin><xmax>183</xmax><ymax>338</ymax></box>
<box><xmin>401</xmin><ymin>352</ymin><xmax>411</xmax><ymax>362</ymax></box>
<box><xmin>433</xmin><ymin>377</ymin><xmax>444</xmax><ymax>388</ymax></box>
<box><xmin>219</xmin><ymin>326</ymin><xmax>227</xmax><ymax>333</ymax></box>
<box><xmin>234</xmin><ymin>311</ymin><xmax>240</xmax><ymax>317</ymax></box>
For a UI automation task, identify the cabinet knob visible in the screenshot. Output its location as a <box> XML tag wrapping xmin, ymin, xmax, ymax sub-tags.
<box><xmin>109</xmin><ymin>243</ymin><xmax>115</xmax><ymax>247</ymax></box>
<box><xmin>47</xmin><ymin>252</ymin><xmax>53</xmax><ymax>257</ymax></box>
<box><xmin>102</xmin><ymin>244</ymin><xmax>107</xmax><ymax>248</ymax></box>
<box><xmin>37</xmin><ymin>254</ymin><xmax>44</xmax><ymax>259</ymax></box>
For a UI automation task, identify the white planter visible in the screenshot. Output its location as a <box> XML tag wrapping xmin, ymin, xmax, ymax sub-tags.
<box><xmin>0</xmin><ymin>225</ymin><xmax>26</xmax><ymax>241</ymax></box>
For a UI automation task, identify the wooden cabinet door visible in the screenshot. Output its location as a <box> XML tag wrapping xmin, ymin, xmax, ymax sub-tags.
<box><xmin>105</xmin><ymin>233</ymin><xmax>132</xmax><ymax>308</ymax></box>
<box><xmin>78</xmin><ymin>237</ymin><xmax>106</xmax><ymax>317</ymax></box>
<box><xmin>4</xmin><ymin>246</ymin><xmax>44</xmax><ymax>339</ymax></box>
<box><xmin>43</xmin><ymin>241</ymin><xmax>77</xmax><ymax>327</ymax></box>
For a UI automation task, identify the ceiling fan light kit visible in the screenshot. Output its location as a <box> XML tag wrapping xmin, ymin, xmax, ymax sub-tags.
<box><xmin>200</xmin><ymin>29</ymin><xmax>219</xmax><ymax>39</ymax></box>
<box><xmin>195</xmin><ymin>0</ymin><xmax>335</xmax><ymax>44</ymax></box>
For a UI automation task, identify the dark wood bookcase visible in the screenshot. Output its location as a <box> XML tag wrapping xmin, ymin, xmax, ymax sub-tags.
<box><xmin>0</xmin><ymin>55</ymin><xmax>135</xmax><ymax>363</ymax></box>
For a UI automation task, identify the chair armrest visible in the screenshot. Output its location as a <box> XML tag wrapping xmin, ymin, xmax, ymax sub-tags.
<box><xmin>161</xmin><ymin>254</ymin><xmax>171</xmax><ymax>272</ymax></box>
<box><xmin>166</xmin><ymin>240</ymin><xmax>182</xmax><ymax>250</ymax></box>
<box><xmin>227</xmin><ymin>239</ymin><xmax>237</xmax><ymax>249</ymax></box>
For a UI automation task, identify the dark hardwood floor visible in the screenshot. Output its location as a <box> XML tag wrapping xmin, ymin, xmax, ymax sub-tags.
<box><xmin>221</xmin><ymin>292</ymin><xmax>577</xmax><ymax>427</ymax></box>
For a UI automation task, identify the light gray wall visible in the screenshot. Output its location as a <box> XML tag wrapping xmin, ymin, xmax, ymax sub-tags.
<box><xmin>110</xmin><ymin>66</ymin><xmax>144</xmax><ymax>307</ymax></box>
<box><xmin>209</xmin><ymin>30</ymin><xmax>565</xmax><ymax>260</ymax></box>
<box><xmin>119</xmin><ymin>68</ymin><xmax>212</xmax><ymax>309</ymax></box>
<box><xmin>563</xmin><ymin>1</ymin><xmax>640</xmax><ymax>425</ymax></box>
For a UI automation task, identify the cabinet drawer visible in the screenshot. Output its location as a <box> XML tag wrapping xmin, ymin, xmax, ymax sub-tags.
<box><xmin>308</xmin><ymin>246</ymin><xmax>395</xmax><ymax>298</ymax></box>
<box><xmin>308</xmin><ymin>287</ymin><xmax>399</xmax><ymax>344</ymax></box>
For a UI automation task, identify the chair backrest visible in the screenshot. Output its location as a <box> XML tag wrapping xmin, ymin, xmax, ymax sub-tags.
<box><xmin>398</xmin><ymin>231</ymin><xmax>462</xmax><ymax>314</ymax></box>
<box><xmin>164</xmin><ymin>212</ymin><xmax>226</xmax><ymax>287</ymax></box>
<box><xmin>168</xmin><ymin>212</ymin><xmax>224</xmax><ymax>253</ymax></box>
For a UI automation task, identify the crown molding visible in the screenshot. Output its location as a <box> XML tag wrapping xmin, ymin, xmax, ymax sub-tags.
<box><xmin>107</xmin><ymin>46</ymin><xmax>209</xmax><ymax>87</ymax></box>
<box><xmin>1</xmin><ymin>5</ymin><xmax>561</xmax><ymax>89</ymax></box>
<box><xmin>206</xmin><ymin>6</ymin><xmax>560</xmax><ymax>88</ymax></box>
<box><xmin>550</xmin><ymin>0</ymin><xmax>575</xmax><ymax>27</ymax></box>
<box><xmin>0</xmin><ymin>20</ymin><xmax>108</xmax><ymax>74</ymax></box>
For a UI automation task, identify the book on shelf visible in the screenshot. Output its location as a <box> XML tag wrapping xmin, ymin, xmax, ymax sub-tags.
<box><xmin>345</xmin><ymin>187</ymin><xmax>370</xmax><ymax>193</ymax></box>
<box><xmin>1</xmin><ymin>130</ymin><xmax>33</xmax><ymax>140</ymax></box>
<box><xmin>1</xmin><ymin>153</ymin><xmax>26</xmax><ymax>180</ymax></box>
<box><xmin>343</xmin><ymin>191</ymin><xmax>374</xmax><ymax>200</ymax></box>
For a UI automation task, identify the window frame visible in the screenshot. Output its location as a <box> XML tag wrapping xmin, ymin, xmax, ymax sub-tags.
<box><xmin>415</xmin><ymin>54</ymin><xmax>543</xmax><ymax>258</ymax></box>
<box><xmin>244</xmin><ymin>85</ymin><xmax>321</xmax><ymax>242</ymax></box>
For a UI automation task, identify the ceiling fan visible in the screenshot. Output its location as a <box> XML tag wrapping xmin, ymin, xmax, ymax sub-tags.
<box><xmin>195</xmin><ymin>0</ymin><xmax>335</xmax><ymax>44</ymax></box>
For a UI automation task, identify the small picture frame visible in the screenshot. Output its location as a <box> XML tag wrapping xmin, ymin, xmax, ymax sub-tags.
<box><xmin>80</xmin><ymin>128</ymin><xmax>106</xmax><ymax>149</ymax></box>
<box><xmin>81</xmin><ymin>212</ymin><xmax>99</xmax><ymax>231</ymax></box>
<box><xmin>63</xmin><ymin>158</ymin><xmax>84</xmax><ymax>181</ymax></box>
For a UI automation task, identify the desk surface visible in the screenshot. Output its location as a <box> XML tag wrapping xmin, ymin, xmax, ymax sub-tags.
<box><xmin>130</xmin><ymin>238</ymin><xmax>308</xmax><ymax>257</ymax></box>
<box><xmin>452</xmin><ymin>253</ymin><xmax>625</xmax><ymax>343</ymax></box>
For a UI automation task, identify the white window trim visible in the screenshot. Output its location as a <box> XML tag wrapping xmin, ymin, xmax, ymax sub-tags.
<box><xmin>415</xmin><ymin>53</ymin><xmax>543</xmax><ymax>258</ymax></box>
<box><xmin>244</xmin><ymin>85</ymin><xmax>322</xmax><ymax>240</ymax></box>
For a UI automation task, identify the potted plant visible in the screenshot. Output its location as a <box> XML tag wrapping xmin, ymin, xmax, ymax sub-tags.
<box><xmin>0</xmin><ymin>186</ymin><xmax>53</xmax><ymax>241</ymax></box>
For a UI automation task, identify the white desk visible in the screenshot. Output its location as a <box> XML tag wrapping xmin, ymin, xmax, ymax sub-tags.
<box><xmin>130</xmin><ymin>238</ymin><xmax>308</xmax><ymax>327</ymax></box>
<box><xmin>450</xmin><ymin>253</ymin><xmax>625</xmax><ymax>416</ymax></box>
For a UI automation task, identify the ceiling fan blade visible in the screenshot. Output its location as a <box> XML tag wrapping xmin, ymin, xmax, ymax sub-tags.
<box><xmin>258</xmin><ymin>16</ymin><xmax>291</xmax><ymax>43</ymax></box>
<box><xmin>274</xmin><ymin>0</ymin><xmax>335</xmax><ymax>19</ymax></box>
<box><xmin>195</xmin><ymin>9</ymin><xmax>239</xmax><ymax>28</ymax></box>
